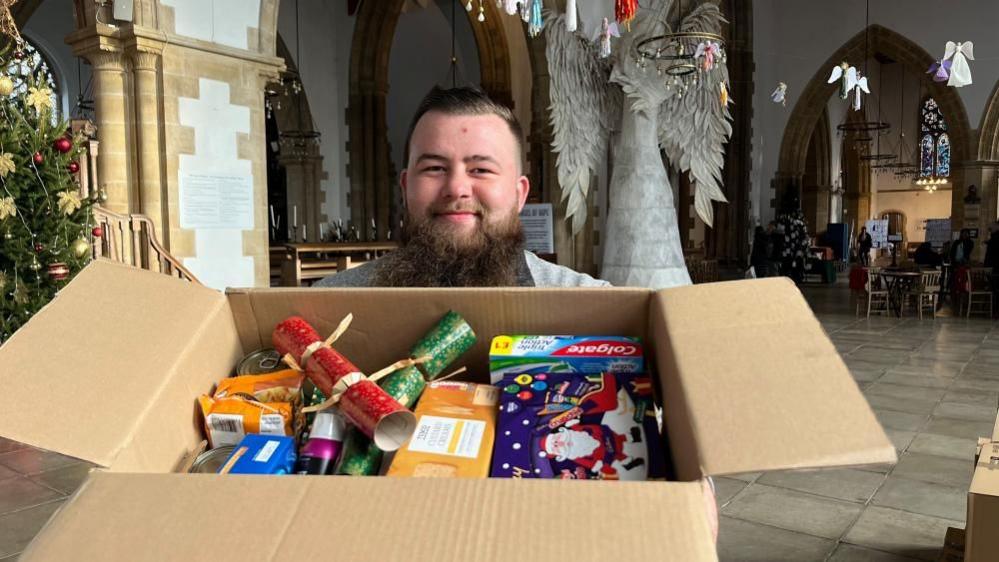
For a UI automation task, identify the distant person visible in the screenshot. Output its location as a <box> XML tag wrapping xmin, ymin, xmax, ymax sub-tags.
<box><xmin>857</xmin><ymin>226</ymin><xmax>872</xmax><ymax>266</ymax></box>
<box><xmin>751</xmin><ymin>226</ymin><xmax>771</xmax><ymax>278</ymax></box>
<box><xmin>949</xmin><ymin>229</ymin><xmax>974</xmax><ymax>266</ymax></box>
<box><xmin>985</xmin><ymin>226</ymin><xmax>999</xmax><ymax>294</ymax></box>
<box><xmin>768</xmin><ymin>221</ymin><xmax>783</xmax><ymax>276</ymax></box>
<box><xmin>914</xmin><ymin>242</ymin><xmax>942</xmax><ymax>268</ymax></box>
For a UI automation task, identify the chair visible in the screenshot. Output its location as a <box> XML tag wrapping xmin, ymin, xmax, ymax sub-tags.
<box><xmin>965</xmin><ymin>267</ymin><xmax>994</xmax><ymax>318</ymax></box>
<box><xmin>905</xmin><ymin>270</ymin><xmax>941</xmax><ymax>320</ymax></box>
<box><xmin>856</xmin><ymin>268</ymin><xmax>889</xmax><ymax>318</ymax></box>
<box><xmin>92</xmin><ymin>206</ymin><xmax>201</xmax><ymax>284</ymax></box>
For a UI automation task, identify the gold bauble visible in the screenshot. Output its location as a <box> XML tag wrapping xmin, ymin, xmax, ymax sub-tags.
<box><xmin>28</xmin><ymin>257</ymin><xmax>41</xmax><ymax>271</ymax></box>
<box><xmin>71</xmin><ymin>237</ymin><xmax>90</xmax><ymax>258</ymax></box>
<box><xmin>0</xmin><ymin>76</ymin><xmax>12</xmax><ymax>97</ymax></box>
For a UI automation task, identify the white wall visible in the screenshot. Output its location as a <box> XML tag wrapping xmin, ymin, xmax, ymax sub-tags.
<box><xmin>23</xmin><ymin>0</ymin><xmax>91</xmax><ymax>118</ymax></box>
<box><xmin>876</xmin><ymin>189</ymin><xmax>952</xmax><ymax>244</ymax></box>
<box><xmin>277</xmin><ymin>0</ymin><xmax>354</xmax><ymax>224</ymax></box>
<box><xmin>753</xmin><ymin>0</ymin><xmax>999</xmax><ymax>227</ymax></box>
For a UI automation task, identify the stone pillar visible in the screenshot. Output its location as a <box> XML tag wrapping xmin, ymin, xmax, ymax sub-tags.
<box><xmin>957</xmin><ymin>162</ymin><xmax>999</xmax><ymax>262</ymax></box>
<box><xmin>279</xmin><ymin>149</ymin><xmax>325</xmax><ymax>242</ymax></box>
<box><xmin>127</xmin><ymin>39</ymin><xmax>168</xmax><ymax>243</ymax></box>
<box><xmin>69</xmin><ymin>35</ymin><xmax>133</xmax><ymax>214</ymax></box>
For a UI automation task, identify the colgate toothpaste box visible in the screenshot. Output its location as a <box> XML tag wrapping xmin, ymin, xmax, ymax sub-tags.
<box><xmin>488</xmin><ymin>335</ymin><xmax>644</xmax><ymax>384</ymax></box>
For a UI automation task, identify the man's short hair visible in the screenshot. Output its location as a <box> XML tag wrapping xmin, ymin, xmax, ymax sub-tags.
<box><xmin>403</xmin><ymin>86</ymin><xmax>524</xmax><ymax>171</ymax></box>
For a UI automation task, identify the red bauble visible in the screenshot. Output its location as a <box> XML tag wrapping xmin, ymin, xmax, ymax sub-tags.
<box><xmin>32</xmin><ymin>152</ymin><xmax>43</xmax><ymax>165</ymax></box>
<box><xmin>47</xmin><ymin>262</ymin><xmax>69</xmax><ymax>281</ymax></box>
<box><xmin>53</xmin><ymin>138</ymin><xmax>72</xmax><ymax>154</ymax></box>
<box><xmin>34</xmin><ymin>242</ymin><xmax>44</xmax><ymax>253</ymax></box>
<box><xmin>13</xmin><ymin>50</ymin><xmax>24</xmax><ymax>61</ymax></box>
<box><xmin>68</xmin><ymin>162</ymin><xmax>80</xmax><ymax>174</ymax></box>
<box><xmin>92</xmin><ymin>226</ymin><xmax>103</xmax><ymax>238</ymax></box>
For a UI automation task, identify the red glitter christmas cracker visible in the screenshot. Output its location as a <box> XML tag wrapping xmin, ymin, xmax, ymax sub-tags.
<box><xmin>339</xmin><ymin>378</ymin><xmax>416</xmax><ymax>451</ymax></box>
<box><xmin>272</xmin><ymin>316</ymin><xmax>361</xmax><ymax>396</ymax></box>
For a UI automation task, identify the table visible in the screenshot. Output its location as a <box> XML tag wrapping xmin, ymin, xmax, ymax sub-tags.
<box><xmin>880</xmin><ymin>271</ymin><xmax>921</xmax><ymax>317</ymax></box>
<box><xmin>280</xmin><ymin>242</ymin><xmax>399</xmax><ymax>286</ymax></box>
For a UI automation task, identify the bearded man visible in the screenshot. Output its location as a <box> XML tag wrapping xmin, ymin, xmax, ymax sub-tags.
<box><xmin>316</xmin><ymin>86</ymin><xmax>608</xmax><ymax>288</ymax></box>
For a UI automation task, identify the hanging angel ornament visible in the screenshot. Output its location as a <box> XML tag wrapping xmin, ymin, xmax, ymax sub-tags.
<box><xmin>547</xmin><ymin>0</ymin><xmax>732</xmax><ymax>288</ymax></box>
<box><xmin>528</xmin><ymin>0</ymin><xmax>543</xmax><ymax>37</ymax></box>
<box><xmin>943</xmin><ymin>41</ymin><xmax>974</xmax><ymax>87</ymax></box>
<box><xmin>771</xmin><ymin>82</ymin><xmax>787</xmax><ymax>106</ymax></box>
<box><xmin>927</xmin><ymin>59</ymin><xmax>952</xmax><ymax>83</ymax></box>
<box><xmin>595</xmin><ymin>17</ymin><xmax>621</xmax><ymax>59</ymax></box>
<box><xmin>565</xmin><ymin>0</ymin><xmax>577</xmax><ymax>32</ymax></box>
<box><xmin>695</xmin><ymin>41</ymin><xmax>722</xmax><ymax>72</ymax></box>
<box><xmin>850</xmin><ymin>71</ymin><xmax>870</xmax><ymax>112</ymax></box>
<box><xmin>827</xmin><ymin>62</ymin><xmax>856</xmax><ymax>100</ymax></box>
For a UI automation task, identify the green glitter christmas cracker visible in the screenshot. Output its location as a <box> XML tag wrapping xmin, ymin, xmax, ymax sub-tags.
<box><xmin>410</xmin><ymin>311</ymin><xmax>476</xmax><ymax>380</ymax></box>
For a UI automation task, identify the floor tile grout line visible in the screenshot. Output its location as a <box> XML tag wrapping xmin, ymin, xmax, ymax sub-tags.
<box><xmin>0</xmin><ymin>496</ymin><xmax>66</xmax><ymax>520</ymax></box>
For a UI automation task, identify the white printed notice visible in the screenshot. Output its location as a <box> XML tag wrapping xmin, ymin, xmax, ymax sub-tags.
<box><xmin>406</xmin><ymin>415</ymin><xmax>485</xmax><ymax>458</ymax></box>
<box><xmin>519</xmin><ymin>203</ymin><xmax>554</xmax><ymax>254</ymax></box>
<box><xmin>179</xmin><ymin>173</ymin><xmax>253</xmax><ymax>229</ymax></box>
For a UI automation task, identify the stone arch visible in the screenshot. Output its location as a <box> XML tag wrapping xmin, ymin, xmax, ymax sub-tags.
<box><xmin>778</xmin><ymin>25</ymin><xmax>972</xmax><ymax>191</ymax></box>
<box><xmin>801</xmin><ymin>107</ymin><xmax>831</xmax><ymax>232</ymax></box>
<box><xmin>270</xmin><ymin>34</ymin><xmax>325</xmax><ymax>238</ymax></box>
<box><xmin>978</xmin><ymin>79</ymin><xmax>999</xmax><ymax>161</ymax></box>
<box><xmin>347</xmin><ymin>0</ymin><xmax>514</xmax><ymax>240</ymax></box>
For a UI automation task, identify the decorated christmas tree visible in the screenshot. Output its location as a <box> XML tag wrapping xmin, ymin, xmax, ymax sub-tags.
<box><xmin>0</xmin><ymin>25</ymin><xmax>94</xmax><ymax>342</ymax></box>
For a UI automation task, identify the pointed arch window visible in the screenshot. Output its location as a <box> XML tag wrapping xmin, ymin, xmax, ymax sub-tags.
<box><xmin>919</xmin><ymin>98</ymin><xmax>949</xmax><ymax>179</ymax></box>
<box><xmin>4</xmin><ymin>39</ymin><xmax>60</xmax><ymax>117</ymax></box>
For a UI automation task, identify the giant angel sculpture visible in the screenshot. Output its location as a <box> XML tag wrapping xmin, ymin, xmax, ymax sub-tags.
<box><xmin>547</xmin><ymin>0</ymin><xmax>732</xmax><ymax>288</ymax></box>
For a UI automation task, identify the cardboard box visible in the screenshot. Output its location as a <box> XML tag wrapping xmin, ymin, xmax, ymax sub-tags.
<box><xmin>0</xmin><ymin>261</ymin><xmax>896</xmax><ymax>561</ymax></box>
<box><xmin>965</xmin><ymin>403</ymin><xmax>999</xmax><ymax>562</ymax></box>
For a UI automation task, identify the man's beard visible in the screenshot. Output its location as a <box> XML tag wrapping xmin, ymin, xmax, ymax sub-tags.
<box><xmin>372</xmin><ymin>205</ymin><xmax>525</xmax><ymax>287</ymax></box>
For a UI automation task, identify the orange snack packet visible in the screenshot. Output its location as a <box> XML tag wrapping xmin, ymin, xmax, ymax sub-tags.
<box><xmin>387</xmin><ymin>381</ymin><xmax>499</xmax><ymax>478</ymax></box>
<box><xmin>198</xmin><ymin>370</ymin><xmax>304</xmax><ymax>448</ymax></box>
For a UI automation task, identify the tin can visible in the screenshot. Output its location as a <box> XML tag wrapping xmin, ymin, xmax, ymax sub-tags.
<box><xmin>189</xmin><ymin>446</ymin><xmax>236</xmax><ymax>474</ymax></box>
<box><xmin>335</xmin><ymin>427</ymin><xmax>383</xmax><ymax>476</ymax></box>
<box><xmin>236</xmin><ymin>348</ymin><xmax>284</xmax><ymax>376</ymax></box>
<box><xmin>410</xmin><ymin>311</ymin><xmax>476</xmax><ymax>380</ymax></box>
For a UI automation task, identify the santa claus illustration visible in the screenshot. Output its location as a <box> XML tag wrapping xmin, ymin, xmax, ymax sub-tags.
<box><xmin>540</xmin><ymin>418</ymin><xmax>645</xmax><ymax>478</ymax></box>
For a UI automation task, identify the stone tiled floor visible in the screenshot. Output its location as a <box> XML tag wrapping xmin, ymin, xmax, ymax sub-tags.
<box><xmin>0</xmin><ymin>281</ymin><xmax>996</xmax><ymax>560</ymax></box>
<box><xmin>716</xmin><ymin>282</ymin><xmax>998</xmax><ymax>561</ymax></box>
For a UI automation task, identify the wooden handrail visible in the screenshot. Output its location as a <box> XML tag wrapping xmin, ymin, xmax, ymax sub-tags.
<box><xmin>92</xmin><ymin>206</ymin><xmax>201</xmax><ymax>285</ymax></box>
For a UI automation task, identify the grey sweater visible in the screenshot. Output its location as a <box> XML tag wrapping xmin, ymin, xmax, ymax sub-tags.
<box><xmin>313</xmin><ymin>250</ymin><xmax>610</xmax><ymax>288</ymax></box>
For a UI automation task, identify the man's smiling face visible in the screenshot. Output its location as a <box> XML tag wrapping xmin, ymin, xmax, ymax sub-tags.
<box><xmin>401</xmin><ymin>111</ymin><xmax>529</xmax><ymax>249</ymax></box>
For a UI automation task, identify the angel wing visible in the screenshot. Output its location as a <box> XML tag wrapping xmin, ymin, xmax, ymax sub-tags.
<box><xmin>856</xmin><ymin>76</ymin><xmax>870</xmax><ymax>94</ymax></box>
<box><xmin>827</xmin><ymin>65</ymin><xmax>844</xmax><ymax>84</ymax></box>
<box><xmin>960</xmin><ymin>41</ymin><xmax>975</xmax><ymax>60</ymax></box>
<box><xmin>546</xmin><ymin>14</ymin><xmax>619</xmax><ymax>234</ymax></box>
<box><xmin>656</xmin><ymin>1</ymin><xmax>732</xmax><ymax>227</ymax></box>
<box><xmin>944</xmin><ymin>40</ymin><xmax>957</xmax><ymax>60</ymax></box>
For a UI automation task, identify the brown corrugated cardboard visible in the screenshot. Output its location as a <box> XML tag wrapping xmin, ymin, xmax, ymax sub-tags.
<box><xmin>0</xmin><ymin>261</ymin><xmax>896</xmax><ymax>560</ymax></box>
<box><xmin>965</xmin><ymin>403</ymin><xmax>999</xmax><ymax>562</ymax></box>
<box><xmin>24</xmin><ymin>472</ymin><xmax>717</xmax><ymax>561</ymax></box>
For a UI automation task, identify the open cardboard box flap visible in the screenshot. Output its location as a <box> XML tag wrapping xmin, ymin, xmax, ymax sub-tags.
<box><xmin>0</xmin><ymin>261</ymin><xmax>895</xmax><ymax>561</ymax></box>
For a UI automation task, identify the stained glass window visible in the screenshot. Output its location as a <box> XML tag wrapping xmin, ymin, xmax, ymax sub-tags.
<box><xmin>919</xmin><ymin>98</ymin><xmax>949</xmax><ymax>178</ymax></box>
<box><xmin>3</xmin><ymin>40</ymin><xmax>60</xmax><ymax>117</ymax></box>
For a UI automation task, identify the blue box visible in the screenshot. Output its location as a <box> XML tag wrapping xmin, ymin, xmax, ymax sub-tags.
<box><xmin>220</xmin><ymin>434</ymin><xmax>297</xmax><ymax>475</ymax></box>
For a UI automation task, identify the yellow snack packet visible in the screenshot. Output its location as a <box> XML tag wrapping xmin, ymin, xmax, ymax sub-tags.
<box><xmin>198</xmin><ymin>370</ymin><xmax>303</xmax><ymax>448</ymax></box>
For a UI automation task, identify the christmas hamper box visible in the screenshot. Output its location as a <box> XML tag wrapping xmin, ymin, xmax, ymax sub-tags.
<box><xmin>0</xmin><ymin>260</ymin><xmax>897</xmax><ymax>561</ymax></box>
